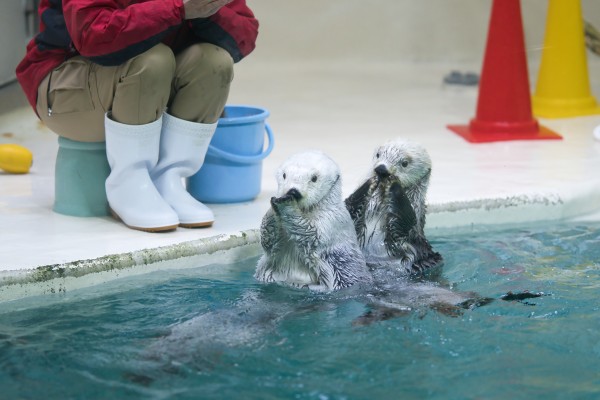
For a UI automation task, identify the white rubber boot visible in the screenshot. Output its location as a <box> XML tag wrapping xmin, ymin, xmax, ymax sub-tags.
<box><xmin>152</xmin><ymin>113</ymin><xmax>217</xmax><ymax>228</ymax></box>
<box><xmin>104</xmin><ymin>113</ymin><xmax>179</xmax><ymax>232</ymax></box>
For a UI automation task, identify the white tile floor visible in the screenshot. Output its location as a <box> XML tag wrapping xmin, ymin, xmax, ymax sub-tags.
<box><xmin>2</xmin><ymin>59</ymin><xmax>600</xmax><ymax>289</ymax></box>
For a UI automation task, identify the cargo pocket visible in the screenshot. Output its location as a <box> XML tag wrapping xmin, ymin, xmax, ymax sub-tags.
<box><xmin>47</xmin><ymin>59</ymin><xmax>95</xmax><ymax>116</ymax></box>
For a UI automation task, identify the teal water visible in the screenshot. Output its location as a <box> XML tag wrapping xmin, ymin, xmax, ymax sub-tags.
<box><xmin>1</xmin><ymin>221</ymin><xmax>599</xmax><ymax>399</ymax></box>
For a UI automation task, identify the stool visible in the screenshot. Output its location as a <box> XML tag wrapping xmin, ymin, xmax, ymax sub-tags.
<box><xmin>53</xmin><ymin>137</ymin><xmax>111</xmax><ymax>217</ymax></box>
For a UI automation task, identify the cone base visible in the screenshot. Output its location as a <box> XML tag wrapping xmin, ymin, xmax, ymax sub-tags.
<box><xmin>447</xmin><ymin>123</ymin><xmax>562</xmax><ymax>143</ymax></box>
<box><xmin>532</xmin><ymin>95</ymin><xmax>600</xmax><ymax>119</ymax></box>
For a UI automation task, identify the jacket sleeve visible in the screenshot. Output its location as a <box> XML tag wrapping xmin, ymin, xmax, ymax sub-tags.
<box><xmin>63</xmin><ymin>0</ymin><xmax>185</xmax><ymax>66</ymax></box>
<box><xmin>188</xmin><ymin>0</ymin><xmax>259</xmax><ymax>63</ymax></box>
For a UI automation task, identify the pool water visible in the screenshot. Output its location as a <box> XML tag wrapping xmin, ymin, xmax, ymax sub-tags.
<box><xmin>1</xmin><ymin>221</ymin><xmax>599</xmax><ymax>399</ymax></box>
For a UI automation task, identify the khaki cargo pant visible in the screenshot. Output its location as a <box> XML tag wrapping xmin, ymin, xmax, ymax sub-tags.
<box><xmin>36</xmin><ymin>43</ymin><xmax>234</xmax><ymax>142</ymax></box>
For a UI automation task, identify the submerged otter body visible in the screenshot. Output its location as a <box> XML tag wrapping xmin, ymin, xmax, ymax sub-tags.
<box><xmin>255</xmin><ymin>150</ymin><xmax>371</xmax><ymax>291</ymax></box>
<box><xmin>345</xmin><ymin>139</ymin><xmax>443</xmax><ymax>274</ymax></box>
<box><xmin>145</xmin><ymin>274</ymin><xmax>492</xmax><ymax>370</ymax></box>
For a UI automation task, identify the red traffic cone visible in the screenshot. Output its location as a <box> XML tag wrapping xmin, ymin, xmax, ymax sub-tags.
<box><xmin>448</xmin><ymin>0</ymin><xmax>561</xmax><ymax>143</ymax></box>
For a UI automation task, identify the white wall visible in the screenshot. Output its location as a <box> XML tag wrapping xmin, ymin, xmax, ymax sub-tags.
<box><xmin>0</xmin><ymin>1</ymin><xmax>33</xmax><ymax>86</ymax></box>
<box><xmin>248</xmin><ymin>0</ymin><xmax>600</xmax><ymax>64</ymax></box>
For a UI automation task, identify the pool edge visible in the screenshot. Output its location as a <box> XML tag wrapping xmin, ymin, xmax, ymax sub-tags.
<box><xmin>3</xmin><ymin>185</ymin><xmax>600</xmax><ymax>303</ymax></box>
<box><xmin>0</xmin><ymin>229</ymin><xmax>261</xmax><ymax>303</ymax></box>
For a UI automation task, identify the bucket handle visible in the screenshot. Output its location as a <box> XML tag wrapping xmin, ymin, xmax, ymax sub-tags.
<box><xmin>207</xmin><ymin>123</ymin><xmax>274</xmax><ymax>164</ymax></box>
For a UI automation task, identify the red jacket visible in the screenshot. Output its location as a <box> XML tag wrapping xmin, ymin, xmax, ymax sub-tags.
<box><xmin>16</xmin><ymin>0</ymin><xmax>259</xmax><ymax>111</ymax></box>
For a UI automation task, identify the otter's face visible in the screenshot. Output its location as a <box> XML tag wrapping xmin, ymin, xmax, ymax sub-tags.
<box><xmin>275</xmin><ymin>151</ymin><xmax>341</xmax><ymax>210</ymax></box>
<box><xmin>371</xmin><ymin>139</ymin><xmax>432</xmax><ymax>188</ymax></box>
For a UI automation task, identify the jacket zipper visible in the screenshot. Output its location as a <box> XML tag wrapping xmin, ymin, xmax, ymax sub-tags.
<box><xmin>47</xmin><ymin>70</ymin><xmax>53</xmax><ymax>117</ymax></box>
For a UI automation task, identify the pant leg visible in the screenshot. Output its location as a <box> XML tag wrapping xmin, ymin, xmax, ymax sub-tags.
<box><xmin>105</xmin><ymin>43</ymin><xmax>176</xmax><ymax>126</ymax></box>
<box><xmin>36</xmin><ymin>44</ymin><xmax>176</xmax><ymax>142</ymax></box>
<box><xmin>168</xmin><ymin>43</ymin><xmax>234</xmax><ymax>124</ymax></box>
<box><xmin>36</xmin><ymin>56</ymin><xmax>103</xmax><ymax>142</ymax></box>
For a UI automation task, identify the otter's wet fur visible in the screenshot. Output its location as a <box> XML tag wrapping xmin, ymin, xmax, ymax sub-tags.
<box><xmin>254</xmin><ymin>150</ymin><xmax>372</xmax><ymax>291</ymax></box>
<box><xmin>345</xmin><ymin>138</ymin><xmax>443</xmax><ymax>274</ymax></box>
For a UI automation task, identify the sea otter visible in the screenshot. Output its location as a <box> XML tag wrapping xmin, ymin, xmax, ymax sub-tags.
<box><xmin>255</xmin><ymin>150</ymin><xmax>371</xmax><ymax>290</ymax></box>
<box><xmin>345</xmin><ymin>138</ymin><xmax>443</xmax><ymax>274</ymax></box>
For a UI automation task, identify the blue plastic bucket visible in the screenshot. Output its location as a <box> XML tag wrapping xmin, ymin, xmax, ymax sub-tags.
<box><xmin>187</xmin><ymin>105</ymin><xmax>274</xmax><ymax>203</ymax></box>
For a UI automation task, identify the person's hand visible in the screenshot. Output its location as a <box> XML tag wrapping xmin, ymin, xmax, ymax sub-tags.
<box><xmin>183</xmin><ymin>0</ymin><xmax>233</xmax><ymax>19</ymax></box>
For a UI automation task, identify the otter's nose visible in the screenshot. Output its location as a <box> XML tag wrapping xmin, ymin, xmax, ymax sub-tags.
<box><xmin>375</xmin><ymin>165</ymin><xmax>390</xmax><ymax>178</ymax></box>
<box><xmin>286</xmin><ymin>188</ymin><xmax>302</xmax><ymax>200</ymax></box>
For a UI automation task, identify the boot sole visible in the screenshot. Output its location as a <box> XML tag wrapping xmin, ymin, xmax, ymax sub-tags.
<box><xmin>110</xmin><ymin>208</ymin><xmax>178</xmax><ymax>233</ymax></box>
<box><xmin>179</xmin><ymin>221</ymin><xmax>214</xmax><ymax>229</ymax></box>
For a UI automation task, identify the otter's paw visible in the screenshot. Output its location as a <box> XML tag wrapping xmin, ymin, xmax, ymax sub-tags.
<box><xmin>389</xmin><ymin>180</ymin><xmax>404</xmax><ymax>192</ymax></box>
<box><xmin>429</xmin><ymin>302</ymin><xmax>463</xmax><ymax>318</ymax></box>
<box><xmin>270</xmin><ymin>196</ymin><xmax>288</xmax><ymax>214</ymax></box>
<box><xmin>271</xmin><ymin>194</ymin><xmax>295</xmax><ymax>208</ymax></box>
<box><xmin>352</xmin><ymin>305</ymin><xmax>412</xmax><ymax>327</ymax></box>
<box><xmin>270</xmin><ymin>196</ymin><xmax>280</xmax><ymax>213</ymax></box>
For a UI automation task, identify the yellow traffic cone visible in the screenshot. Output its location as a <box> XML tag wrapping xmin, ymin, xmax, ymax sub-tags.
<box><xmin>532</xmin><ymin>0</ymin><xmax>600</xmax><ymax>118</ymax></box>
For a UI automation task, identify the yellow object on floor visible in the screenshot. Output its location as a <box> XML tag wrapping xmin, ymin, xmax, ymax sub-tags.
<box><xmin>0</xmin><ymin>144</ymin><xmax>33</xmax><ymax>174</ymax></box>
<box><xmin>532</xmin><ymin>0</ymin><xmax>600</xmax><ymax>118</ymax></box>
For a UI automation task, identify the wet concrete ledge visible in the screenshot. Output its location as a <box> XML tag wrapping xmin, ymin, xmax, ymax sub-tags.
<box><xmin>0</xmin><ymin>230</ymin><xmax>262</xmax><ymax>303</ymax></box>
<box><xmin>428</xmin><ymin>182</ymin><xmax>600</xmax><ymax>231</ymax></box>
